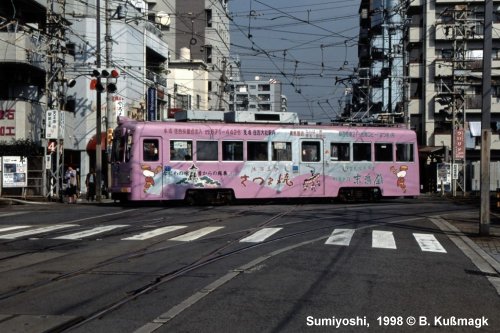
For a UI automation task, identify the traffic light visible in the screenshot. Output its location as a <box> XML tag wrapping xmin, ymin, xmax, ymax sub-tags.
<box><xmin>106</xmin><ymin>128</ymin><xmax>114</xmax><ymax>145</ymax></box>
<box><xmin>90</xmin><ymin>69</ymin><xmax>120</xmax><ymax>93</ymax></box>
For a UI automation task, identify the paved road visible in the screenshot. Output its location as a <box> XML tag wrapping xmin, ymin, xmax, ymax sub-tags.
<box><xmin>0</xmin><ymin>197</ymin><xmax>498</xmax><ymax>332</ymax></box>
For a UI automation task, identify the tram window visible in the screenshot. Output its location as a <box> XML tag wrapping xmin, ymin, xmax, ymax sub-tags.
<box><xmin>248</xmin><ymin>141</ymin><xmax>268</xmax><ymax>161</ymax></box>
<box><xmin>111</xmin><ymin>133</ymin><xmax>123</xmax><ymax>162</ymax></box>
<box><xmin>197</xmin><ymin>141</ymin><xmax>218</xmax><ymax>161</ymax></box>
<box><xmin>375</xmin><ymin>143</ymin><xmax>393</xmax><ymax>162</ymax></box>
<box><xmin>301</xmin><ymin>141</ymin><xmax>321</xmax><ymax>162</ymax></box>
<box><xmin>353</xmin><ymin>143</ymin><xmax>371</xmax><ymax>161</ymax></box>
<box><xmin>272</xmin><ymin>142</ymin><xmax>292</xmax><ymax>161</ymax></box>
<box><xmin>222</xmin><ymin>141</ymin><xmax>243</xmax><ymax>161</ymax></box>
<box><xmin>331</xmin><ymin>142</ymin><xmax>350</xmax><ymax>161</ymax></box>
<box><xmin>396</xmin><ymin>143</ymin><xmax>414</xmax><ymax>162</ymax></box>
<box><xmin>125</xmin><ymin>133</ymin><xmax>132</xmax><ymax>162</ymax></box>
<box><xmin>143</xmin><ymin>139</ymin><xmax>159</xmax><ymax>161</ymax></box>
<box><xmin>170</xmin><ymin>140</ymin><xmax>193</xmax><ymax>161</ymax></box>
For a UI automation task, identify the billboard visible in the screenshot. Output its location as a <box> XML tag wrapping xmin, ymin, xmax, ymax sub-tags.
<box><xmin>2</xmin><ymin>156</ymin><xmax>27</xmax><ymax>188</ymax></box>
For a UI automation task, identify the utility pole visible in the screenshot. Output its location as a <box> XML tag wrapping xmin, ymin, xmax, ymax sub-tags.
<box><xmin>218</xmin><ymin>58</ymin><xmax>228</xmax><ymax>110</ymax></box>
<box><xmin>46</xmin><ymin>0</ymin><xmax>67</xmax><ymax>201</ymax></box>
<box><xmin>105</xmin><ymin>0</ymin><xmax>113</xmax><ymax>194</ymax></box>
<box><xmin>451</xmin><ymin>5</ymin><xmax>468</xmax><ymax>197</ymax></box>
<box><xmin>95</xmin><ymin>0</ymin><xmax>102</xmax><ymax>202</ymax></box>
<box><xmin>480</xmin><ymin>0</ymin><xmax>493</xmax><ymax>236</ymax></box>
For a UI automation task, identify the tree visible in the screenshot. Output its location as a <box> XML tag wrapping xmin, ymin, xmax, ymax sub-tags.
<box><xmin>0</xmin><ymin>139</ymin><xmax>43</xmax><ymax>158</ymax></box>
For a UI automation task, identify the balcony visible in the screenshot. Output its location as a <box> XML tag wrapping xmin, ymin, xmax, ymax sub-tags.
<box><xmin>435</xmin><ymin>60</ymin><xmax>453</xmax><ymax>77</ymax></box>
<box><xmin>409</xmin><ymin>63</ymin><xmax>423</xmax><ymax>78</ymax></box>
<box><xmin>0</xmin><ymin>32</ymin><xmax>46</xmax><ymax>71</ymax></box>
<box><xmin>436</xmin><ymin>0</ymin><xmax>486</xmax><ymax>3</ymax></box>
<box><xmin>145</xmin><ymin>22</ymin><xmax>168</xmax><ymax>59</ymax></box>
<box><xmin>409</xmin><ymin>25</ymin><xmax>422</xmax><ymax>43</ymax></box>
<box><xmin>408</xmin><ymin>99</ymin><xmax>421</xmax><ymax>115</ymax></box>
<box><xmin>407</xmin><ymin>0</ymin><xmax>423</xmax><ymax>6</ymax></box>
<box><xmin>146</xmin><ymin>69</ymin><xmax>167</xmax><ymax>87</ymax></box>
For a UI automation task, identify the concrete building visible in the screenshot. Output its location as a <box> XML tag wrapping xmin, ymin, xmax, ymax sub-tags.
<box><xmin>228</xmin><ymin>78</ymin><xmax>283</xmax><ymax>113</ymax></box>
<box><xmin>0</xmin><ymin>0</ymin><xmax>169</xmax><ymax>197</ymax></box>
<box><xmin>357</xmin><ymin>0</ymin><xmax>500</xmax><ymax>193</ymax></box>
<box><xmin>148</xmin><ymin>0</ymin><xmax>231</xmax><ymax>111</ymax></box>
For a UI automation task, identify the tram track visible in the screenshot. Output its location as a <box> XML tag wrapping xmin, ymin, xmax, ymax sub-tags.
<box><xmin>0</xmin><ymin>199</ymin><xmax>474</xmax><ymax>331</ymax></box>
<box><xmin>53</xmin><ymin>201</ymin><xmax>448</xmax><ymax>331</ymax></box>
<box><xmin>0</xmin><ymin>205</ymin><xmax>261</xmax><ymax>301</ymax></box>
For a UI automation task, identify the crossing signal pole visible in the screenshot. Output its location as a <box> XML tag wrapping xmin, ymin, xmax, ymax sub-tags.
<box><xmin>95</xmin><ymin>0</ymin><xmax>103</xmax><ymax>202</ymax></box>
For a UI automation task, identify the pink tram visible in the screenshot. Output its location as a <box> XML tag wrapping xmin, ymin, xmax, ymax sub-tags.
<box><xmin>109</xmin><ymin>113</ymin><xmax>420</xmax><ymax>204</ymax></box>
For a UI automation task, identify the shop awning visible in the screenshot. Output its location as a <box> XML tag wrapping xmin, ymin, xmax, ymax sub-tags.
<box><xmin>86</xmin><ymin>133</ymin><xmax>107</xmax><ymax>151</ymax></box>
<box><xmin>419</xmin><ymin>146</ymin><xmax>444</xmax><ymax>154</ymax></box>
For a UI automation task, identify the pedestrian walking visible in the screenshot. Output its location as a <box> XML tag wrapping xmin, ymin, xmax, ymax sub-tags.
<box><xmin>65</xmin><ymin>166</ymin><xmax>78</xmax><ymax>204</ymax></box>
<box><xmin>86</xmin><ymin>168</ymin><xmax>96</xmax><ymax>201</ymax></box>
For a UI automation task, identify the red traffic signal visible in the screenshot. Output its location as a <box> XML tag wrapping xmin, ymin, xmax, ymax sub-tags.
<box><xmin>110</xmin><ymin>69</ymin><xmax>120</xmax><ymax>78</ymax></box>
<box><xmin>90</xmin><ymin>68</ymin><xmax>119</xmax><ymax>92</ymax></box>
<box><xmin>90</xmin><ymin>78</ymin><xmax>104</xmax><ymax>92</ymax></box>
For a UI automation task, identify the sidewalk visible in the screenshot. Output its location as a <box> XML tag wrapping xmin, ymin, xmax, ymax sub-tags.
<box><xmin>439</xmin><ymin>207</ymin><xmax>500</xmax><ymax>266</ymax></box>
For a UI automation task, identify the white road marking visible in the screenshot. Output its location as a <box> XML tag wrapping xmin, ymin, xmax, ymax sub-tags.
<box><xmin>413</xmin><ymin>233</ymin><xmax>447</xmax><ymax>253</ymax></box>
<box><xmin>240</xmin><ymin>227</ymin><xmax>282</xmax><ymax>243</ymax></box>
<box><xmin>169</xmin><ymin>227</ymin><xmax>224</xmax><ymax>242</ymax></box>
<box><xmin>0</xmin><ymin>212</ymin><xmax>30</xmax><ymax>218</ymax></box>
<box><xmin>372</xmin><ymin>230</ymin><xmax>397</xmax><ymax>249</ymax></box>
<box><xmin>53</xmin><ymin>225</ymin><xmax>129</xmax><ymax>240</ymax></box>
<box><xmin>0</xmin><ymin>226</ymin><xmax>31</xmax><ymax>233</ymax></box>
<box><xmin>0</xmin><ymin>224</ymin><xmax>78</xmax><ymax>239</ymax></box>
<box><xmin>123</xmin><ymin>225</ymin><xmax>188</xmax><ymax>240</ymax></box>
<box><xmin>325</xmin><ymin>229</ymin><xmax>355</xmax><ymax>246</ymax></box>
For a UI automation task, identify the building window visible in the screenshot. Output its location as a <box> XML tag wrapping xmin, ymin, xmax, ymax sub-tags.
<box><xmin>205</xmin><ymin>46</ymin><xmax>212</xmax><ymax>63</ymax></box>
<box><xmin>205</xmin><ymin>9</ymin><xmax>212</xmax><ymax>27</ymax></box>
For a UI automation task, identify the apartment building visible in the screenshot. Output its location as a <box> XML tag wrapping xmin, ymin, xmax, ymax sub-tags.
<box><xmin>148</xmin><ymin>0</ymin><xmax>231</xmax><ymax>111</ymax></box>
<box><xmin>228</xmin><ymin>78</ymin><xmax>283</xmax><ymax>113</ymax></box>
<box><xmin>358</xmin><ymin>0</ymin><xmax>500</xmax><ymax>192</ymax></box>
<box><xmin>0</xmin><ymin>0</ymin><xmax>169</xmax><ymax>196</ymax></box>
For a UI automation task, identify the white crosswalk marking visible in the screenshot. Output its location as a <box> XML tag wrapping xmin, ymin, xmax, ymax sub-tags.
<box><xmin>325</xmin><ymin>229</ymin><xmax>355</xmax><ymax>246</ymax></box>
<box><xmin>413</xmin><ymin>233</ymin><xmax>447</xmax><ymax>253</ymax></box>
<box><xmin>53</xmin><ymin>225</ymin><xmax>129</xmax><ymax>240</ymax></box>
<box><xmin>0</xmin><ymin>226</ymin><xmax>31</xmax><ymax>234</ymax></box>
<box><xmin>372</xmin><ymin>230</ymin><xmax>397</xmax><ymax>249</ymax></box>
<box><xmin>240</xmin><ymin>227</ymin><xmax>282</xmax><ymax>243</ymax></box>
<box><xmin>123</xmin><ymin>225</ymin><xmax>187</xmax><ymax>240</ymax></box>
<box><xmin>169</xmin><ymin>227</ymin><xmax>224</xmax><ymax>242</ymax></box>
<box><xmin>0</xmin><ymin>224</ymin><xmax>78</xmax><ymax>239</ymax></box>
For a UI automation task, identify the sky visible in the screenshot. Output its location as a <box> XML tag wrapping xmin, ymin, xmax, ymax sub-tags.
<box><xmin>228</xmin><ymin>0</ymin><xmax>360</xmax><ymax>122</ymax></box>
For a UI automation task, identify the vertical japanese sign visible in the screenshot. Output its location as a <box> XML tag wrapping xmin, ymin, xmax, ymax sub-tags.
<box><xmin>46</xmin><ymin>109</ymin><xmax>58</xmax><ymax>139</ymax></box>
<box><xmin>113</xmin><ymin>96</ymin><xmax>125</xmax><ymax>117</ymax></box>
<box><xmin>147</xmin><ymin>87</ymin><xmax>157</xmax><ymax>121</ymax></box>
<box><xmin>2</xmin><ymin>156</ymin><xmax>27</xmax><ymax>188</ymax></box>
<box><xmin>46</xmin><ymin>110</ymin><xmax>65</xmax><ymax>139</ymax></box>
<box><xmin>454</xmin><ymin>129</ymin><xmax>465</xmax><ymax>160</ymax></box>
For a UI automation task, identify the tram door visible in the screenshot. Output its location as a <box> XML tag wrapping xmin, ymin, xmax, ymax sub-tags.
<box><xmin>140</xmin><ymin>137</ymin><xmax>164</xmax><ymax>199</ymax></box>
<box><xmin>299</xmin><ymin>140</ymin><xmax>325</xmax><ymax>195</ymax></box>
